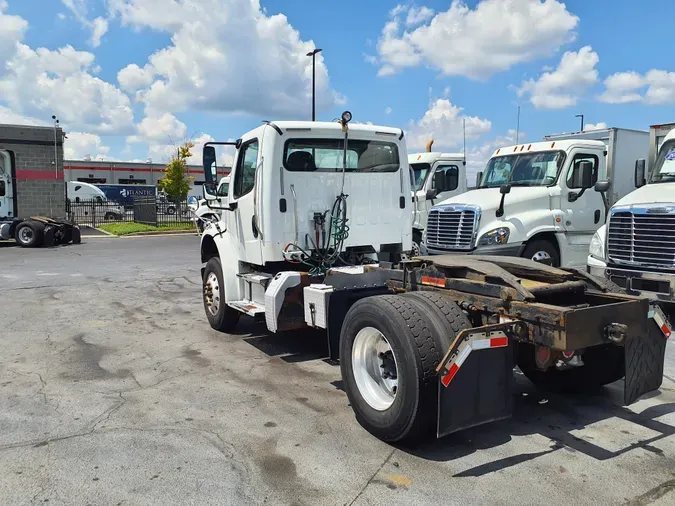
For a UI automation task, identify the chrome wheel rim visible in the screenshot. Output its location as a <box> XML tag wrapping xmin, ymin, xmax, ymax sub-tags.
<box><xmin>352</xmin><ymin>327</ymin><xmax>398</xmax><ymax>411</ymax></box>
<box><xmin>411</xmin><ymin>240</ymin><xmax>421</xmax><ymax>258</ymax></box>
<box><xmin>204</xmin><ymin>272</ymin><xmax>220</xmax><ymax>316</ymax></box>
<box><xmin>18</xmin><ymin>227</ymin><xmax>33</xmax><ymax>244</ymax></box>
<box><xmin>531</xmin><ymin>250</ymin><xmax>552</xmax><ymax>265</ymax></box>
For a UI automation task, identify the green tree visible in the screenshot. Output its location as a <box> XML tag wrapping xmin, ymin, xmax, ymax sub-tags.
<box><xmin>158</xmin><ymin>141</ymin><xmax>195</xmax><ymax>201</ymax></box>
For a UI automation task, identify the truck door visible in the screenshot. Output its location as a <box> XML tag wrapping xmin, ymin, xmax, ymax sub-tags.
<box><xmin>0</xmin><ymin>150</ymin><xmax>13</xmax><ymax>218</ymax></box>
<box><xmin>560</xmin><ymin>149</ymin><xmax>605</xmax><ymax>264</ymax></box>
<box><xmin>228</xmin><ymin>137</ymin><xmax>263</xmax><ymax>265</ymax></box>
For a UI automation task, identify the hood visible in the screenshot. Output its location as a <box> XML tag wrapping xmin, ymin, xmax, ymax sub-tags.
<box><xmin>438</xmin><ymin>186</ymin><xmax>553</xmax><ymax>219</ymax></box>
<box><xmin>613</xmin><ymin>182</ymin><xmax>675</xmax><ymax>208</ymax></box>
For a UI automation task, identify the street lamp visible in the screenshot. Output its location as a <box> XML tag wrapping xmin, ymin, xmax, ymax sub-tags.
<box><xmin>306</xmin><ymin>48</ymin><xmax>322</xmax><ymax>121</ymax></box>
<box><xmin>52</xmin><ymin>115</ymin><xmax>59</xmax><ymax>178</ymax></box>
<box><xmin>575</xmin><ymin>114</ymin><xmax>584</xmax><ymax>132</ymax></box>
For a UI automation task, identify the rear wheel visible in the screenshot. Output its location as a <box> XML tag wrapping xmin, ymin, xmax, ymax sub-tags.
<box><xmin>340</xmin><ymin>295</ymin><xmax>445</xmax><ymax>442</ymax></box>
<box><xmin>522</xmin><ymin>239</ymin><xmax>560</xmax><ymax>267</ymax></box>
<box><xmin>14</xmin><ymin>221</ymin><xmax>44</xmax><ymax>247</ymax></box>
<box><xmin>517</xmin><ymin>343</ymin><xmax>624</xmax><ymax>393</ymax></box>
<box><xmin>412</xmin><ymin>229</ymin><xmax>423</xmax><ymax>257</ymax></box>
<box><xmin>203</xmin><ymin>257</ymin><xmax>240</xmax><ymax>332</ymax></box>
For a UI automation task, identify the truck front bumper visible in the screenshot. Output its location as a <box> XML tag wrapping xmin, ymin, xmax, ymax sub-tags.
<box><xmin>425</xmin><ymin>242</ymin><xmax>525</xmax><ymax>257</ymax></box>
<box><xmin>587</xmin><ymin>255</ymin><xmax>675</xmax><ymax>300</ymax></box>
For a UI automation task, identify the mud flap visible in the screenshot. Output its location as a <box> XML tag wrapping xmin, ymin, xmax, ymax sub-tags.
<box><xmin>436</xmin><ymin>323</ymin><xmax>516</xmax><ymax>438</ymax></box>
<box><xmin>624</xmin><ymin>305</ymin><xmax>669</xmax><ymax>405</ymax></box>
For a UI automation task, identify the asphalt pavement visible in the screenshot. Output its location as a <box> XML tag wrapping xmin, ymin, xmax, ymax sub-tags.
<box><xmin>2</xmin><ymin>236</ymin><xmax>675</xmax><ymax>505</ymax></box>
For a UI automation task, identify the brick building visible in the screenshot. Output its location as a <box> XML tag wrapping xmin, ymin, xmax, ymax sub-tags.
<box><xmin>0</xmin><ymin>123</ymin><xmax>65</xmax><ymax>218</ymax></box>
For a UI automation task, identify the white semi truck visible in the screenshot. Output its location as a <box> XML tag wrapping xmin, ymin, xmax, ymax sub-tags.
<box><xmin>409</xmin><ymin>140</ymin><xmax>466</xmax><ymax>255</ymax></box>
<box><xmin>588</xmin><ymin>123</ymin><xmax>675</xmax><ymax>302</ymax></box>
<box><xmin>422</xmin><ymin>128</ymin><xmax>649</xmax><ymax>268</ymax></box>
<box><xmin>196</xmin><ymin>112</ymin><xmax>669</xmax><ymax>443</ymax></box>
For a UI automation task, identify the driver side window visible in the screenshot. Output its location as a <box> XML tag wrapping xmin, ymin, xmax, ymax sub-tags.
<box><xmin>432</xmin><ymin>165</ymin><xmax>459</xmax><ymax>192</ymax></box>
<box><xmin>0</xmin><ymin>180</ymin><xmax>5</xmax><ymax>197</ymax></box>
<box><xmin>566</xmin><ymin>154</ymin><xmax>598</xmax><ymax>189</ymax></box>
<box><xmin>233</xmin><ymin>140</ymin><xmax>259</xmax><ymax>199</ymax></box>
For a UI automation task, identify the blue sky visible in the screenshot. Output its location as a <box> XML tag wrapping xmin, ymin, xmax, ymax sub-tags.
<box><xmin>1</xmin><ymin>0</ymin><xmax>674</xmax><ymax>179</ymax></box>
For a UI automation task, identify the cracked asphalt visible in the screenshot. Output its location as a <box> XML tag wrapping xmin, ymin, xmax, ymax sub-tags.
<box><xmin>2</xmin><ymin>235</ymin><xmax>675</xmax><ymax>506</ymax></box>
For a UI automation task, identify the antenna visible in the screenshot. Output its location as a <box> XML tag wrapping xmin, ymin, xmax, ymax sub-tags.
<box><xmin>516</xmin><ymin>105</ymin><xmax>520</xmax><ymax>144</ymax></box>
<box><xmin>575</xmin><ymin>114</ymin><xmax>584</xmax><ymax>131</ymax></box>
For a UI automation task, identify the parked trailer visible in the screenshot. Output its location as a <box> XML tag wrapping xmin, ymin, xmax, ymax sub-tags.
<box><xmin>197</xmin><ymin>113</ymin><xmax>671</xmax><ymax>442</ymax></box>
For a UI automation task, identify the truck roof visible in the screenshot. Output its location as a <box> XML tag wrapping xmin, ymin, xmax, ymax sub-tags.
<box><xmin>493</xmin><ymin>139</ymin><xmax>606</xmax><ymax>157</ymax></box>
<box><xmin>408</xmin><ymin>151</ymin><xmax>465</xmax><ymax>163</ymax></box>
<box><xmin>268</xmin><ymin>121</ymin><xmax>403</xmax><ymax>138</ymax></box>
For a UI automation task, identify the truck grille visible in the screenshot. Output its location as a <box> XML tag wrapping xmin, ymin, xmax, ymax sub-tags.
<box><xmin>607</xmin><ymin>209</ymin><xmax>675</xmax><ymax>269</ymax></box>
<box><xmin>426</xmin><ymin>205</ymin><xmax>479</xmax><ymax>251</ymax></box>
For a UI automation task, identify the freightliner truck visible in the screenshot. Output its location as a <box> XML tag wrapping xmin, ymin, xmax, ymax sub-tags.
<box><xmin>196</xmin><ymin>113</ymin><xmax>670</xmax><ymax>443</ymax></box>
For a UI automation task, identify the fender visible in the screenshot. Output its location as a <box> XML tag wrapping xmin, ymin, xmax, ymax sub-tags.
<box><xmin>200</xmin><ymin>228</ymin><xmax>244</xmax><ymax>302</ymax></box>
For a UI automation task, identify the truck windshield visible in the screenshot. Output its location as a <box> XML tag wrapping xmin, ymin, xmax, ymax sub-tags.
<box><xmin>479</xmin><ymin>151</ymin><xmax>564</xmax><ymax>188</ymax></box>
<box><xmin>409</xmin><ymin>163</ymin><xmax>430</xmax><ymax>191</ymax></box>
<box><xmin>284</xmin><ymin>139</ymin><xmax>399</xmax><ymax>173</ymax></box>
<box><xmin>651</xmin><ymin>140</ymin><xmax>675</xmax><ymax>183</ymax></box>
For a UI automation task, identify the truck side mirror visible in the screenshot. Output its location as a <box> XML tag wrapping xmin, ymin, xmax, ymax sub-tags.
<box><xmin>203</xmin><ymin>145</ymin><xmax>217</xmax><ymax>185</ymax></box>
<box><xmin>572</xmin><ymin>160</ymin><xmax>593</xmax><ymax>189</ymax></box>
<box><xmin>499</xmin><ymin>184</ymin><xmax>511</xmax><ymax>195</ymax></box>
<box><xmin>475</xmin><ymin>171</ymin><xmax>483</xmax><ymax>188</ymax></box>
<box><xmin>594</xmin><ymin>180</ymin><xmax>610</xmax><ymax>193</ymax></box>
<box><xmin>635</xmin><ymin>158</ymin><xmax>646</xmax><ymax>188</ymax></box>
<box><xmin>426</xmin><ymin>188</ymin><xmax>438</xmax><ymax>200</ymax></box>
<box><xmin>495</xmin><ymin>184</ymin><xmax>510</xmax><ymax>218</ymax></box>
<box><xmin>433</xmin><ymin>171</ymin><xmax>447</xmax><ymax>193</ymax></box>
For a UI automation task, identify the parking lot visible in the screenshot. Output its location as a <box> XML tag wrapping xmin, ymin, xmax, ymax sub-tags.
<box><xmin>2</xmin><ymin>236</ymin><xmax>675</xmax><ymax>505</ymax></box>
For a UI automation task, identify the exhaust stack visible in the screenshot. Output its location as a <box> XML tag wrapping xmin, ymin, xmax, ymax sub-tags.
<box><xmin>425</xmin><ymin>139</ymin><xmax>434</xmax><ymax>152</ymax></box>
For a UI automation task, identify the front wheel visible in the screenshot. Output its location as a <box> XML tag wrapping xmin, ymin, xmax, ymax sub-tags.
<box><xmin>340</xmin><ymin>295</ymin><xmax>443</xmax><ymax>442</ymax></box>
<box><xmin>202</xmin><ymin>257</ymin><xmax>240</xmax><ymax>332</ymax></box>
<box><xmin>522</xmin><ymin>239</ymin><xmax>560</xmax><ymax>267</ymax></box>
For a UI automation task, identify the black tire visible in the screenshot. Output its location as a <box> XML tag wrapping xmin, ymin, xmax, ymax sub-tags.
<box><xmin>522</xmin><ymin>239</ymin><xmax>560</xmax><ymax>267</ymax></box>
<box><xmin>402</xmin><ymin>291</ymin><xmax>472</xmax><ymax>350</ymax></box>
<box><xmin>71</xmin><ymin>227</ymin><xmax>81</xmax><ymax>244</ymax></box>
<box><xmin>203</xmin><ymin>257</ymin><xmax>240</xmax><ymax>332</ymax></box>
<box><xmin>517</xmin><ymin>343</ymin><xmax>624</xmax><ymax>393</ymax></box>
<box><xmin>339</xmin><ymin>295</ymin><xmax>445</xmax><ymax>443</ymax></box>
<box><xmin>104</xmin><ymin>212</ymin><xmax>117</xmax><ymax>221</ymax></box>
<box><xmin>412</xmin><ymin>229</ymin><xmax>423</xmax><ymax>257</ymax></box>
<box><xmin>167</xmin><ymin>206</ymin><xmax>176</xmax><ymax>215</ymax></box>
<box><xmin>14</xmin><ymin>221</ymin><xmax>44</xmax><ymax>247</ymax></box>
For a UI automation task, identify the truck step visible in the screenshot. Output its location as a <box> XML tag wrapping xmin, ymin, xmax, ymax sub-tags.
<box><xmin>237</xmin><ymin>272</ymin><xmax>273</xmax><ymax>287</ymax></box>
<box><xmin>228</xmin><ymin>300</ymin><xmax>265</xmax><ymax>316</ymax></box>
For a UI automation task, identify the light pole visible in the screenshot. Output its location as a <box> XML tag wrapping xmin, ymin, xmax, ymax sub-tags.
<box><xmin>306</xmin><ymin>48</ymin><xmax>322</xmax><ymax>121</ymax></box>
<box><xmin>575</xmin><ymin>114</ymin><xmax>584</xmax><ymax>132</ymax></box>
<box><xmin>52</xmin><ymin>115</ymin><xmax>59</xmax><ymax>178</ymax></box>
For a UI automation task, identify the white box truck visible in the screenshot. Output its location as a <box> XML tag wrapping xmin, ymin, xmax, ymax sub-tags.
<box><xmin>422</xmin><ymin>127</ymin><xmax>649</xmax><ymax>268</ymax></box>
<box><xmin>588</xmin><ymin>123</ymin><xmax>675</xmax><ymax>301</ymax></box>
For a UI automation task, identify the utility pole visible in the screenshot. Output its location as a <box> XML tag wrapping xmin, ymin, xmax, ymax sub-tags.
<box><xmin>575</xmin><ymin>114</ymin><xmax>584</xmax><ymax>132</ymax></box>
<box><xmin>516</xmin><ymin>105</ymin><xmax>520</xmax><ymax>144</ymax></box>
<box><xmin>52</xmin><ymin>115</ymin><xmax>59</xmax><ymax>178</ymax></box>
<box><xmin>306</xmin><ymin>48</ymin><xmax>322</xmax><ymax>121</ymax></box>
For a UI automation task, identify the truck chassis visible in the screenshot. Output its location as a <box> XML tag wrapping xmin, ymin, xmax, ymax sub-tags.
<box><xmin>0</xmin><ymin>216</ymin><xmax>81</xmax><ymax>247</ymax></box>
<box><xmin>211</xmin><ymin>254</ymin><xmax>672</xmax><ymax>441</ymax></box>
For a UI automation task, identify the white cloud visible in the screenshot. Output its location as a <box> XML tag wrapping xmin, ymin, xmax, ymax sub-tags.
<box><xmin>0</xmin><ymin>1</ymin><xmax>28</xmax><ymax>66</ymax></box>
<box><xmin>598</xmin><ymin>69</ymin><xmax>675</xmax><ymax>105</ymax></box>
<box><xmin>109</xmin><ymin>0</ymin><xmax>343</xmax><ymax>118</ymax></box>
<box><xmin>0</xmin><ymin>105</ymin><xmax>46</xmax><ymax>126</ymax></box>
<box><xmin>406</xmin><ymin>99</ymin><xmax>491</xmax><ymax>151</ymax></box>
<box><xmin>0</xmin><ymin>44</ymin><xmax>134</xmax><ymax>134</ymax></box>
<box><xmin>60</xmin><ymin>0</ymin><xmax>109</xmax><ymax>48</ymax></box>
<box><xmin>376</xmin><ymin>0</ymin><xmax>578</xmax><ymax>79</ymax></box>
<box><xmin>64</xmin><ymin>131</ymin><xmax>111</xmax><ymax>160</ymax></box>
<box><xmin>517</xmin><ymin>46</ymin><xmax>599</xmax><ymax>109</ymax></box>
<box><xmin>583</xmin><ymin>122</ymin><xmax>607</xmax><ymax>131</ymax></box>
<box><xmin>385</xmin><ymin>106</ymin><xmax>392</xmax><ymax>115</ymax></box>
<box><xmin>405</xmin><ymin>6</ymin><xmax>434</xmax><ymax>27</ymax></box>
<box><xmin>129</xmin><ymin>113</ymin><xmax>187</xmax><ymax>144</ymax></box>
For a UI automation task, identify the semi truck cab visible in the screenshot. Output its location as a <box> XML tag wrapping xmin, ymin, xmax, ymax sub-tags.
<box><xmin>409</xmin><ymin>144</ymin><xmax>466</xmax><ymax>255</ymax></box>
<box><xmin>424</xmin><ymin>128</ymin><xmax>649</xmax><ymax>268</ymax></box>
<box><xmin>588</xmin><ymin>125</ymin><xmax>675</xmax><ymax>300</ymax></box>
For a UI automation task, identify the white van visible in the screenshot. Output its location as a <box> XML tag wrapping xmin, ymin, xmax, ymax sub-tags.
<box><xmin>66</xmin><ymin>181</ymin><xmax>125</xmax><ymax>221</ymax></box>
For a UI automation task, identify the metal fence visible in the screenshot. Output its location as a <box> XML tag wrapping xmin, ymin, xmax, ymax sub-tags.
<box><xmin>66</xmin><ymin>197</ymin><xmax>195</xmax><ymax>227</ymax></box>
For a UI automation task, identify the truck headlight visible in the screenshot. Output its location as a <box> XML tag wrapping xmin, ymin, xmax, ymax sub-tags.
<box><xmin>478</xmin><ymin>227</ymin><xmax>510</xmax><ymax>246</ymax></box>
<box><xmin>589</xmin><ymin>230</ymin><xmax>605</xmax><ymax>260</ymax></box>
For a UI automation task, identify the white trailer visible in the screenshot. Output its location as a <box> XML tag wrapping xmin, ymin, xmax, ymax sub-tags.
<box><xmin>195</xmin><ymin>112</ymin><xmax>669</xmax><ymax>443</ymax></box>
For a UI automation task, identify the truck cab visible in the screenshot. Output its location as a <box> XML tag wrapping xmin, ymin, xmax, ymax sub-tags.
<box><xmin>588</xmin><ymin>125</ymin><xmax>675</xmax><ymax>300</ymax></box>
<box><xmin>409</xmin><ymin>144</ymin><xmax>466</xmax><ymax>255</ymax></box>
<box><xmin>424</xmin><ymin>129</ymin><xmax>649</xmax><ymax>268</ymax></box>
